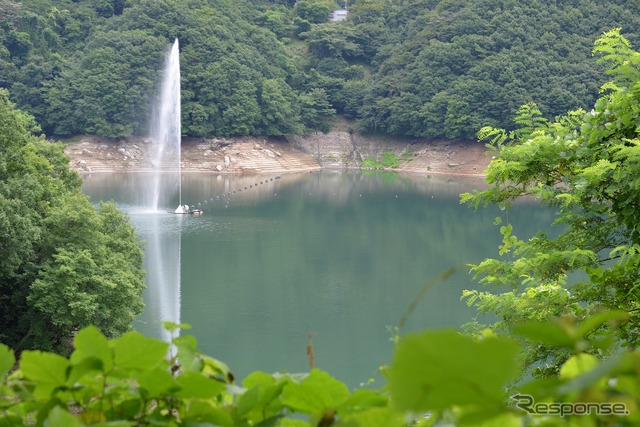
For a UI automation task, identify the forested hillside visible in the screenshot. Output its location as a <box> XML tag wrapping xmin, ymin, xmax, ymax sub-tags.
<box><xmin>2</xmin><ymin>0</ymin><xmax>640</xmax><ymax>140</ymax></box>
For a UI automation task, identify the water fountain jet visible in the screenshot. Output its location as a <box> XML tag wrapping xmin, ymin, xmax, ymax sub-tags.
<box><xmin>144</xmin><ymin>38</ymin><xmax>182</xmax><ymax>344</ymax></box>
<box><xmin>149</xmin><ymin>38</ymin><xmax>182</xmax><ymax>212</ymax></box>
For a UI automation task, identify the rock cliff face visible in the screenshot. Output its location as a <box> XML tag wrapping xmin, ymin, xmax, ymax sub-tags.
<box><xmin>286</xmin><ymin>132</ymin><xmax>490</xmax><ymax>175</ymax></box>
<box><xmin>63</xmin><ymin>132</ymin><xmax>490</xmax><ymax>176</ymax></box>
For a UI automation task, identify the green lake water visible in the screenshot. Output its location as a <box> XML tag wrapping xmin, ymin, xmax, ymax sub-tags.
<box><xmin>81</xmin><ymin>171</ymin><xmax>554</xmax><ymax>388</ymax></box>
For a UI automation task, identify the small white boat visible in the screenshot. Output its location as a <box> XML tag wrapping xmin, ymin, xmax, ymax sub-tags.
<box><xmin>169</xmin><ymin>205</ymin><xmax>203</xmax><ymax>215</ymax></box>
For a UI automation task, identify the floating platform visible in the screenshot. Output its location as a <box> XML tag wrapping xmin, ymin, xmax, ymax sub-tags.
<box><xmin>168</xmin><ymin>209</ymin><xmax>203</xmax><ymax>215</ymax></box>
<box><xmin>169</xmin><ymin>205</ymin><xmax>203</xmax><ymax>215</ymax></box>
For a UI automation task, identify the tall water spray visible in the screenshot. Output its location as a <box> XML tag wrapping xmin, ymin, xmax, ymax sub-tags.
<box><xmin>150</xmin><ymin>38</ymin><xmax>182</xmax><ymax>211</ymax></box>
<box><xmin>144</xmin><ymin>38</ymin><xmax>182</xmax><ymax>344</ymax></box>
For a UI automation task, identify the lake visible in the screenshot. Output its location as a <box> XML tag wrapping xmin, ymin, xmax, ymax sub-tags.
<box><xmin>81</xmin><ymin>171</ymin><xmax>553</xmax><ymax>388</ymax></box>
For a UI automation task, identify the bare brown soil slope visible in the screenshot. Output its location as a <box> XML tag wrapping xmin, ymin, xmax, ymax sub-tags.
<box><xmin>63</xmin><ymin>132</ymin><xmax>491</xmax><ymax>176</ymax></box>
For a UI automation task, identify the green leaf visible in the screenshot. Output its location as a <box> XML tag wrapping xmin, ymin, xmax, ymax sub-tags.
<box><xmin>45</xmin><ymin>406</ymin><xmax>81</xmax><ymax>427</ymax></box>
<box><xmin>252</xmin><ymin>415</ymin><xmax>284</xmax><ymax>427</ymax></box>
<box><xmin>237</xmin><ymin>374</ymin><xmax>286</xmax><ymax>421</ymax></box>
<box><xmin>559</xmin><ymin>353</ymin><xmax>599</xmax><ymax>379</ymax></box>
<box><xmin>113</xmin><ymin>399</ymin><xmax>144</xmax><ymax>420</ymax></box>
<box><xmin>77</xmin><ymin>410</ymin><xmax>107</xmax><ymax>425</ymax></box>
<box><xmin>113</xmin><ymin>331</ymin><xmax>169</xmax><ymax>371</ymax></box>
<box><xmin>389</xmin><ymin>330</ymin><xmax>520</xmax><ymax>412</ymax></box>
<box><xmin>90</xmin><ymin>422</ymin><xmax>134</xmax><ymax>427</ymax></box>
<box><xmin>338</xmin><ymin>389</ymin><xmax>388</xmax><ymax>417</ymax></box>
<box><xmin>462</xmin><ymin>412</ymin><xmax>522</xmax><ymax>427</ymax></box>
<box><xmin>67</xmin><ymin>356</ymin><xmax>103</xmax><ymax>385</ymax></box>
<box><xmin>20</xmin><ymin>351</ymin><xmax>69</xmax><ymax>384</ymax></box>
<box><xmin>243</xmin><ymin>370</ymin><xmax>277</xmax><ymax>389</ymax></box>
<box><xmin>201</xmin><ymin>354</ymin><xmax>234</xmax><ymax>383</ymax></box>
<box><xmin>559</xmin><ymin>353</ymin><xmax>620</xmax><ymax>393</ymax></box>
<box><xmin>174</xmin><ymin>371</ymin><xmax>226</xmax><ymax>399</ymax></box>
<box><xmin>280</xmin><ymin>369</ymin><xmax>350</xmax><ymax>414</ymax></box>
<box><xmin>511</xmin><ymin>321</ymin><xmax>575</xmax><ymax>347</ymax></box>
<box><xmin>91</xmin><ymin>421</ymin><xmax>134</xmax><ymax>427</ymax></box>
<box><xmin>340</xmin><ymin>407</ymin><xmax>405</xmax><ymax>427</ymax></box>
<box><xmin>162</xmin><ymin>321</ymin><xmax>191</xmax><ymax>332</ymax></box>
<box><xmin>237</xmin><ymin>385</ymin><xmax>264</xmax><ymax>418</ymax></box>
<box><xmin>174</xmin><ymin>334</ymin><xmax>202</xmax><ymax>372</ymax></box>
<box><xmin>0</xmin><ymin>343</ymin><xmax>15</xmax><ymax>379</ymax></box>
<box><xmin>134</xmin><ymin>368</ymin><xmax>176</xmax><ymax>398</ymax></box>
<box><xmin>20</xmin><ymin>351</ymin><xmax>69</xmax><ymax>398</ymax></box>
<box><xmin>184</xmin><ymin>400</ymin><xmax>235</xmax><ymax>426</ymax></box>
<box><xmin>0</xmin><ymin>416</ymin><xmax>22</xmax><ymax>427</ymax></box>
<box><xmin>576</xmin><ymin>310</ymin><xmax>629</xmax><ymax>339</ymax></box>
<box><xmin>71</xmin><ymin>326</ymin><xmax>113</xmax><ymax>372</ymax></box>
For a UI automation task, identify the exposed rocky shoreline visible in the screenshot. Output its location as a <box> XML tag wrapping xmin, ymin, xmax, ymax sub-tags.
<box><xmin>63</xmin><ymin>131</ymin><xmax>491</xmax><ymax>177</ymax></box>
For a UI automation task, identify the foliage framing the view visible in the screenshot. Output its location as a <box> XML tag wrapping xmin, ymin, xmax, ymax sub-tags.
<box><xmin>0</xmin><ymin>89</ymin><xmax>145</xmax><ymax>354</ymax></box>
<box><xmin>2</xmin><ymin>26</ymin><xmax>640</xmax><ymax>426</ymax></box>
<box><xmin>0</xmin><ymin>319</ymin><xmax>638</xmax><ymax>426</ymax></box>
<box><xmin>461</xmin><ymin>28</ymin><xmax>640</xmax><ymax>378</ymax></box>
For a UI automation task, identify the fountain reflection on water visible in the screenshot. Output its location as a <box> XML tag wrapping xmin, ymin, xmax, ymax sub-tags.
<box><xmin>134</xmin><ymin>212</ymin><xmax>181</xmax><ymax>343</ymax></box>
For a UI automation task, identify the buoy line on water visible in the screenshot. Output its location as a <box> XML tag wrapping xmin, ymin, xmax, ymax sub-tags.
<box><xmin>180</xmin><ymin>175</ymin><xmax>282</xmax><ymax>214</ymax></box>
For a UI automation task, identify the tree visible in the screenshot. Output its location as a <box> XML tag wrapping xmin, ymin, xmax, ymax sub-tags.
<box><xmin>300</xmin><ymin>23</ymin><xmax>363</xmax><ymax>59</ymax></box>
<box><xmin>259</xmin><ymin>78</ymin><xmax>304</xmax><ymax>135</ymax></box>
<box><xmin>0</xmin><ymin>0</ymin><xmax>21</xmax><ymax>23</ymax></box>
<box><xmin>299</xmin><ymin>87</ymin><xmax>336</xmax><ymax>132</ymax></box>
<box><xmin>255</xmin><ymin>5</ymin><xmax>294</xmax><ymax>39</ymax></box>
<box><xmin>461</xmin><ymin>29</ymin><xmax>640</xmax><ymax>376</ymax></box>
<box><xmin>0</xmin><ymin>89</ymin><xmax>145</xmax><ymax>354</ymax></box>
<box><xmin>294</xmin><ymin>0</ymin><xmax>333</xmax><ymax>24</ymax></box>
<box><xmin>4</xmin><ymin>30</ymin><xmax>32</xmax><ymax>60</ymax></box>
<box><xmin>30</xmin><ymin>198</ymin><xmax>145</xmax><ymax>348</ymax></box>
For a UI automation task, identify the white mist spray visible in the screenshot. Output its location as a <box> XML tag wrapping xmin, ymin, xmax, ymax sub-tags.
<box><xmin>150</xmin><ymin>38</ymin><xmax>182</xmax><ymax>211</ymax></box>
<box><xmin>145</xmin><ymin>39</ymin><xmax>182</xmax><ymax>344</ymax></box>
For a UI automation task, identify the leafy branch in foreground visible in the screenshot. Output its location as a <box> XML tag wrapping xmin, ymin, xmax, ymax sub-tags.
<box><xmin>1</xmin><ymin>316</ymin><xmax>639</xmax><ymax>426</ymax></box>
<box><xmin>461</xmin><ymin>28</ymin><xmax>640</xmax><ymax>377</ymax></box>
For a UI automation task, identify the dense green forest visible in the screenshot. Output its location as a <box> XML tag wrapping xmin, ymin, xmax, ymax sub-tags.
<box><xmin>2</xmin><ymin>0</ymin><xmax>640</xmax><ymax>140</ymax></box>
